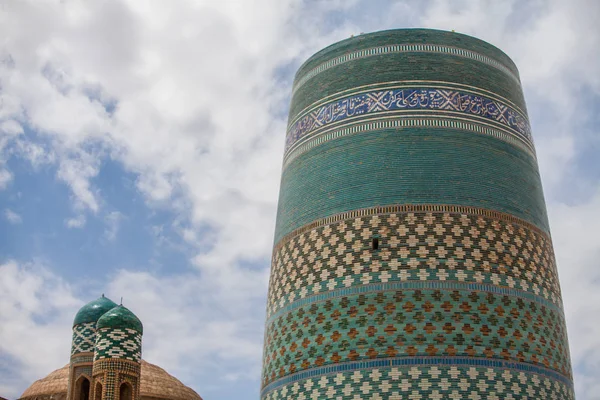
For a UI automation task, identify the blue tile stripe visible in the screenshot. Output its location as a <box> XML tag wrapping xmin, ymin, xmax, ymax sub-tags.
<box><xmin>265</xmin><ymin>280</ymin><xmax>564</xmax><ymax>327</ymax></box>
<box><xmin>285</xmin><ymin>87</ymin><xmax>531</xmax><ymax>152</ymax></box>
<box><xmin>260</xmin><ymin>356</ymin><xmax>572</xmax><ymax>397</ymax></box>
<box><xmin>293</xmin><ymin>43</ymin><xmax>521</xmax><ymax>94</ymax></box>
<box><xmin>267</xmin><ymin>267</ymin><xmax>562</xmax><ymax>318</ymax></box>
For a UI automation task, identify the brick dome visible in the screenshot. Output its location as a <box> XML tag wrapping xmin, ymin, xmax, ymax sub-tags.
<box><xmin>19</xmin><ymin>360</ymin><xmax>202</xmax><ymax>400</ymax></box>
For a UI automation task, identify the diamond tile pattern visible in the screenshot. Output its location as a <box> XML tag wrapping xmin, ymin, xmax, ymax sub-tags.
<box><xmin>71</xmin><ymin>322</ymin><xmax>96</xmax><ymax>355</ymax></box>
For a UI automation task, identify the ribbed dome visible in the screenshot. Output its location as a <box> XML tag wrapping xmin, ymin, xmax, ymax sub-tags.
<box><xmin>19</xmin><ymin>360</ymin><xmax>203</xmax><ymax>400</ymax></box>
<box><xmin>19</xmin><ymin>364</ymin><xmax>69</xmax><ymax>400</ymax></box>
<box><xmin>97</xmin><ymin>305</ymin><xmax>143</xmax><ymax>334</ymax></box>
<box><xmin>73</xmin><ymin>295</ymin><xmax>118</xmax><ymax>326</ymax></box>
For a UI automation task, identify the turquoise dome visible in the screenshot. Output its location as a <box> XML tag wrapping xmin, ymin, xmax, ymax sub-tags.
<box><xmin>73</xmin><ymin>295</ymin><xmax>118</xmax><ymax>326</ymax></box>
<box><xmin>97</xmin><ymin>305</ymin><xmax>143</xmax><ymax>334</ymax></box>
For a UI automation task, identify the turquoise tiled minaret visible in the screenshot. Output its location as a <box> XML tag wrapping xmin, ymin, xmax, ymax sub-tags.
<box><xmin>92</xmin><ymin>305</ymin><xmax>143</xmax><ymax>400</ymax></box>
<box><xmin>261</xmin><ymin>29</ymin><xmax>575</xmax><ymax>399</ymax></box>
<box><xmin>68</xmin><ymin>295</ymin><xmax>117</xmax><ymax>400</ymax></box>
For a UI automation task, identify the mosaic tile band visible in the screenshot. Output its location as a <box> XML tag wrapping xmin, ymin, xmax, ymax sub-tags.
<box><xmin>71</xmin><ymin>353</ymin><xmax>94</xmax><ymax>365</ymax></box>
<box><xmin>261</xmin><ymin>365</ymin><xmax>574</xmax><ymax>399</ymax></box>
<box><xmin>263</xmin><ymin>286</ymin><xmax>570</xmax><ymax>386</ymax></box>
<box><xmin>268</xmin><ymin>209</ymin><xmax>562</xmax><ymax>318</ymax></box>
<box><xmin>285</xmin><ymin>86</ymin><xmax>531</xmax><ymax>153</ymax></box>
<box><xmin>92</xmin><ymin>358</ymin><xmax>141</xmax><ymax>376</ymax></box>
<box><xmin>275</xmin><ymin>204</ymin><xmax>547</xmax><ymax>250</ymax></box>
<box><xmin>292</xmin><ymin>43</ymin><xmax>521</xmax><ymax>94</ymax></box>
<box><xmin>266</xmin><ymin>280</ymin><xmax>564</xmax><ymax>327</ymax></box>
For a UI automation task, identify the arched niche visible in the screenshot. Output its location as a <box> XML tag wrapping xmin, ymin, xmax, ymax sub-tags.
<box><xmin>94</xmin><ymin>382</ymin><xmax>103</xmax><ymax>400</ymax></box>
<box><xmin>119</xmin><ymin>382</ymin><xmax>133</xmax><ymax>400</ymax></box>
<box><xmin>74</xmin><ymin>375</ymin><xmax>91</xmax><ymax>400</ymax></box>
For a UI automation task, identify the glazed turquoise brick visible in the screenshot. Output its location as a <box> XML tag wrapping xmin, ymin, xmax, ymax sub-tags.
<box><xmin>295</xmin><ymin>29</ymin><xmax>519</xmax><ymax>84</ymax></box>
<box><xmin>275</xmin><ymin>129</ymin><xmax>547</xmax><ymax>242</ymax></box>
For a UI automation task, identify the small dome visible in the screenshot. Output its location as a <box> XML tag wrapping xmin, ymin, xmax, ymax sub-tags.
<box><xmin>97</xmin><ymin>305</ymin><xmax>143</xmax><ymax>334</ymax></box>
<box><xmin>73</xmin><ymin>295</ymin><xmax>118</xmax><ymax>327</ymax></box>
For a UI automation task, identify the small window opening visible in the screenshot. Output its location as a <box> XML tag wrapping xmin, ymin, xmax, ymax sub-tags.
<box><xmin>372</xmin><ymin>238</ymin><xmax>379</xmax><ymax>250</ymax></box>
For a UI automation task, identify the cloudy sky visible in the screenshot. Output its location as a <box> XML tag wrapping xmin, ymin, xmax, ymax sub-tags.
<box><xmin>0</xmin><ymin>0</ymin><xmax>598</xmax><ymax>399</ymax></box>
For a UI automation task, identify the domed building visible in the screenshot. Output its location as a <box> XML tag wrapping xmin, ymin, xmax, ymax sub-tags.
<box><xmin>19</xmin><ymin>296</ymin><xmax>202</xmax><ymax>400</ymax></box>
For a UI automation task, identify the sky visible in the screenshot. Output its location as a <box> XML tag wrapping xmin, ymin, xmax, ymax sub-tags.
<box><xmin>0</xmin><ymin>0</ymin><xmax>598</xmax><ymax>399</ymax></box>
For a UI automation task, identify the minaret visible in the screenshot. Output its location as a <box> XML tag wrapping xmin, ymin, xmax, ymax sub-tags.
<box><xmin>261</xmin><ymin>29</ymin><xmax>575</xmax><ymax>399</ymax></box>
<box><xmin>91</xmin><ymin>305</ymin><xmax>143</xmax><ymax>400</ymax></box>
<box><xmin>68</xmin><ymin>295</ymin><xmax>117</xmax><ymax>400</ymax></box>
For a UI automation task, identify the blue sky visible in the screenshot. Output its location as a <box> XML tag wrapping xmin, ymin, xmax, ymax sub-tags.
<box><xmin>0</xmin><ymin>0</ymin><xmax>599</xmax><ymax>399</ymax></box>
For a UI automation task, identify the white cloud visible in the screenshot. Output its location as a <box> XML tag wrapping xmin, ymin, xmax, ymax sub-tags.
<box><xmin>0</xmin><ymin>168</ymin><xmax>12</xmax><ymax>190</ymax></box>
<box><xmin>547</xmin><ymin>188</ymin><xmax>600</xmax><ymax>400</ymax></box>
<box><xmin>107</xmin><ymin>269</ymin><xmax>267</xmax><ymax>389</ymax></box>
<box><xmin>65</xmin><ymin>214</ymin><xmax>86</xmax><ymax>228</ymax></box>
<box><xmin>0</xmin><ymin>119</ymin><xmax>23</xmax><ymax>136</ymax></box>
<box><xmin>4</xmin><ymin>208</ymin><xmax>22</xmax><ymax>224</ymax></box>
<box><xmin>0</xmin><ymin>261</ymin><xmax>81</xmax><ymax>396</ymax></box>
<box><xmin>104</xmin><ymin>211</ymin><xmax>123</xmax><ymax>241</ymax></box>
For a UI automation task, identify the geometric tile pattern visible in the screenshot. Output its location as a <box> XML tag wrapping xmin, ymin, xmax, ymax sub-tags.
<box><xmin>71</xmin><ymin>322</ymin><xmax>96</xmax><ymax>355</ymax></box>
<box><xmin>268</xmin><ymin>210</ymin><xmax>562</xmax><ymax>318</ymax></box>
<box><xmin>262</xmin><ymin>209</ymin><xmax>573</xmax><ymax>398</ymax></box>
<box><xmin>262</xmin><ymin>366</ymin><xmax>575</xmax><ymax>399</ymax></box>
<box><xmin>263</xmin><ymin>287</ymin><xmax>571</xmax><ymax>384</ymax></box>
<box><xmin>92</xmin><ymin>358</ymin><xmax>142</xmax><ymax>376</ymax></box>
<box><xmin>285</xmin><ymin>86</ymin><xmax>531</xmax><ymax>152</ymax></box>
<box><xmin>94</xmin><ymin>328</ymin><xmax>142</xmax><ymax>363</ymax></box>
